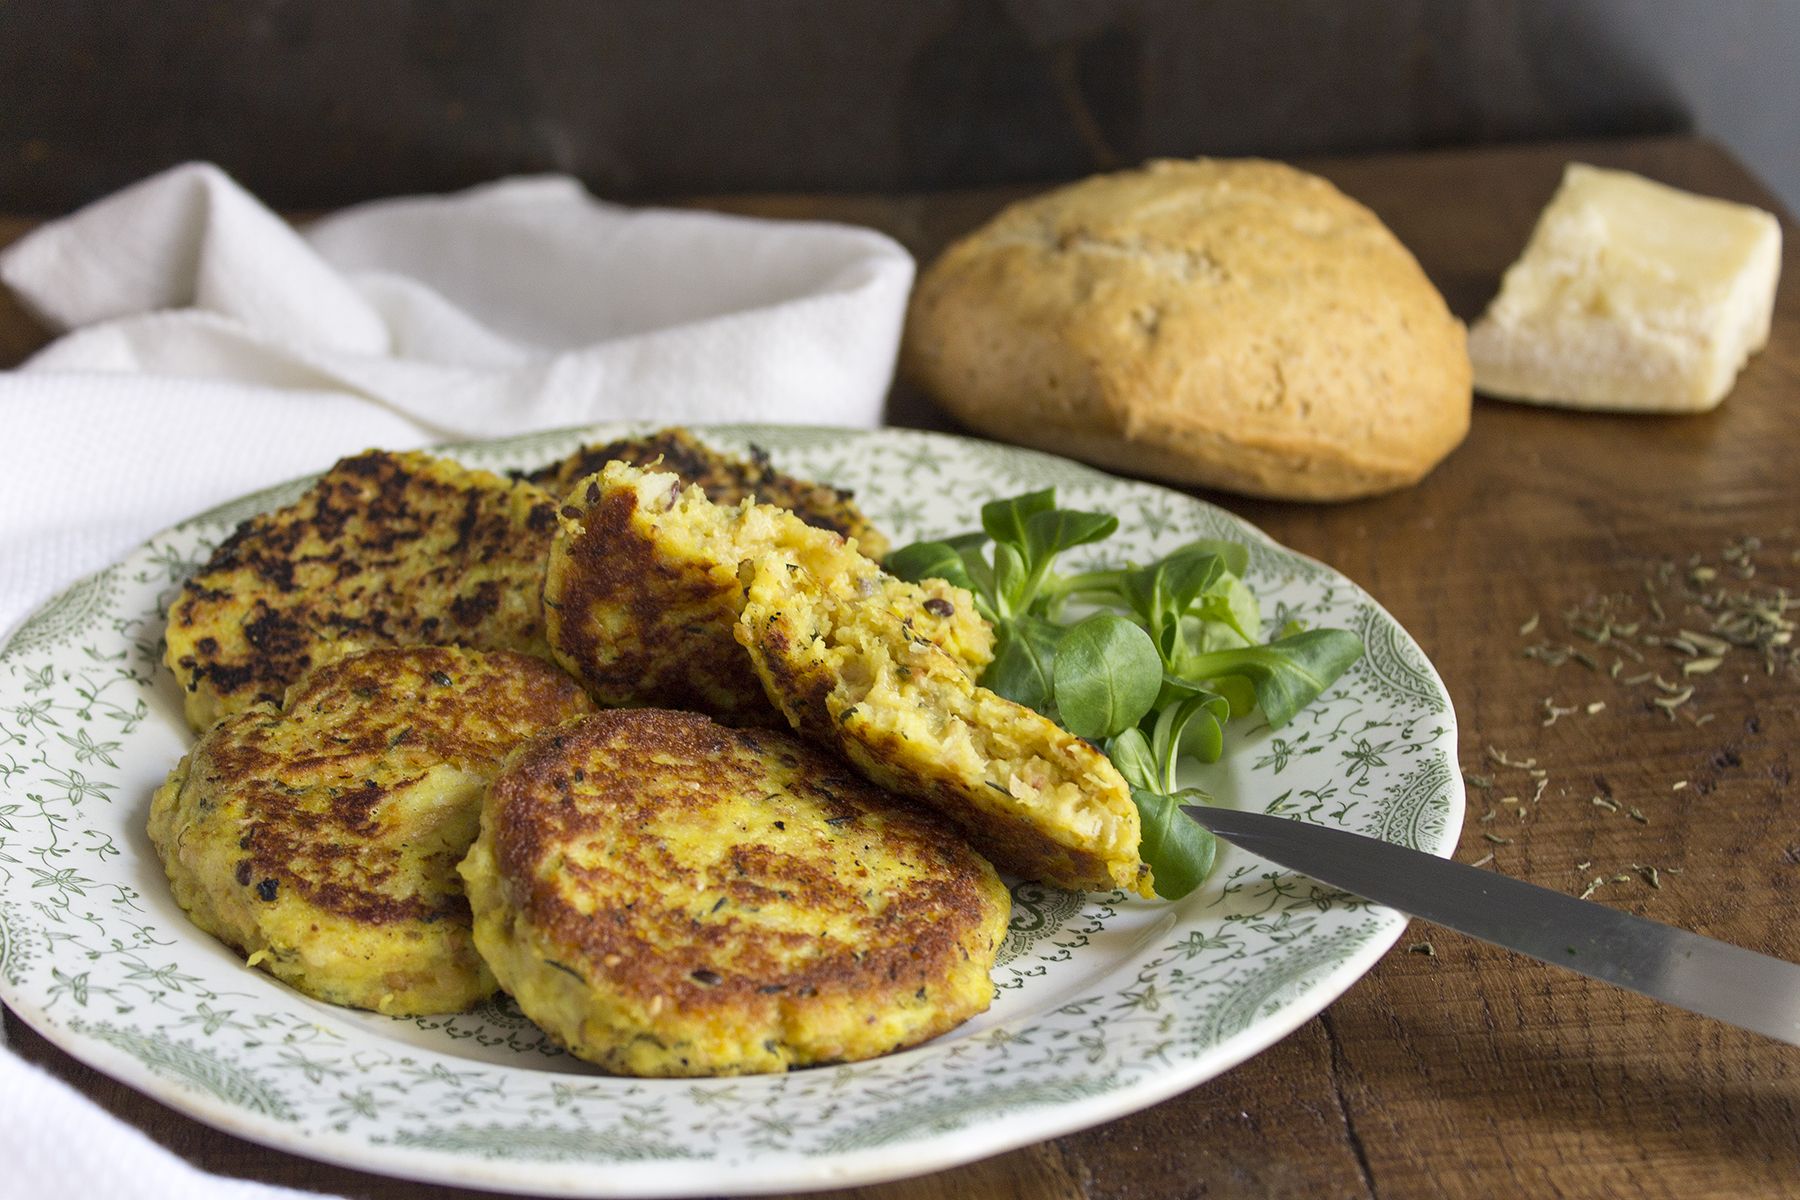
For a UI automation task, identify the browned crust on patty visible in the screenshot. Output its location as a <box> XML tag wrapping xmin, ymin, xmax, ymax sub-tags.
<box><xmin>544</xmin><ymin>476</ymin><xmax>774</xmax><ymax>722</ymax></box>
<box><xmin>179</xmin><ymin>646</ymin><xmax>593</xmax><ymax>926</ymax></box>
<box><xmin>527</xmin><ymin>427</ymin><xmax>889</xmax><ymax>557</ymax></box>
<box><xmin>486</xmin><ymin>709</ymin><xmax>1002</xmax><ymax>1016</ymax></box>
<box><xmin>165</xmin><ymin>450</ymin><xmax>560</xmax><ymax>731</ymax></box>
<box><xmin>544</xmin><ymin>463</ymin><xmax>990</xmax><ymax>730</ymax></box>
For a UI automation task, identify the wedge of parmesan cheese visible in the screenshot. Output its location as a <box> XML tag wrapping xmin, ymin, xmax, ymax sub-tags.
<box><xmin>1469</xmin><ymin>163</ymin><xmax>1781</xmax><ymax>412</ymax></box>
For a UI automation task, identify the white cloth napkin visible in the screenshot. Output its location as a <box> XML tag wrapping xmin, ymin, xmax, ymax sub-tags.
<box><xmin>0</xmin><ymin>162</ymin><xmax>915</xmax><ymax>1198</ymax></box>
<box><xmin>0</xmin><ymin>160</ymin><xmax>915</xmax><ymax>640</ymax></box>
<box><xmin>0</xmin><ymin>1038</ymin><xmax>335</xmax><ymax>1200</ymax></box>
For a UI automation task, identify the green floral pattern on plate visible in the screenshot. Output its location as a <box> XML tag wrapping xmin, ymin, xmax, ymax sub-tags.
<box><xmin>0</xmin><ymin>425</ymin><xmax>1462</xmax><ymax>1197</ymax></box>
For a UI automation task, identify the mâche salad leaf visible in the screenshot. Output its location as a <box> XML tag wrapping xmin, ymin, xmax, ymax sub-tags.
<box><xmin>1051</xmin><ymin>615</ymin><xmax>1162</xmax><ymax>740</ymax></box>
<box><xmin>888</xmin><ymin>487</ymin><xmax>1363</xmax><ymax>900</ymax></box>
<box><xmin>1130</xmin><ymin>787</ymin><xmax>1220</xmax><ymax>902</ymax></box>
<box><xmin>982</xmin><ymin>614</ymin><xmax>1064</xmax><ymax>714</ymax></box>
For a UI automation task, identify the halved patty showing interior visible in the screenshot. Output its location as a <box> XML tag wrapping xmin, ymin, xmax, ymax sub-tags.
<box><xmin>737</xmin><ymin>555</ymin><xmax>1151</xmax><ymax>896</ymax></box>
<box><xmin>543</xmin><ymin>462</ymin><xmax>989</xmax><ymax>725</ymax></box>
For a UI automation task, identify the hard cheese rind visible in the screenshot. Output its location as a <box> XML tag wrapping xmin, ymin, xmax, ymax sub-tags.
<box><xmin>1469</xmin><ymin>163</ymin><xmax>1781</xmax><ymax>412</ymax></box>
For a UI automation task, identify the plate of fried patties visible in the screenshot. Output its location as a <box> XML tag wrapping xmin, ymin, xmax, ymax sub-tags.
<box><xmin>0</xmin><ymin>425</ymin><xmax>1461</xmax><ymax>1196</ymax></box>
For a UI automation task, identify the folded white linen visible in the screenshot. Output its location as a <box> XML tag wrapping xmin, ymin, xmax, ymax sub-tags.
<box><xmin>0</xmin><ymin>1034</ymin><xmax>341</xmax><ymax>1200</ymax></box>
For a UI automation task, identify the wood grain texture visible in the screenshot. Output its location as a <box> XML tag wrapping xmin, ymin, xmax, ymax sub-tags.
<box><xmin>4</xmin><ymin>136</ymin><xmax>1799</xmax><ymax>1199</ymax></box>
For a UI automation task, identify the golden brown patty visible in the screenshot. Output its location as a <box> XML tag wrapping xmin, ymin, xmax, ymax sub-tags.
<box><xmin>528</xmin><ymin>427</ymin><xmax>889</xmax><ymax>558</ymax></box>
<box><xmin>165</xmin><ymin>450</ymin><xmax>560</xmax><ymax>732</ymax></box>
<box><xmin>543</xmin><ymin>462</ymin><xmax>990</xmax><ymax>725</ymax></box>
<box><xmin>148</xmin><ymin>646</ymin><xmax>595</xmax><ymax>1016</ymax></box>
<box><xmin>459</xmin><ymin>709</ymin><xmax>1010</xmax><ymax>1076</ymax></box>
<box><xmin>737</xmin><ymin>556</ymin><xmax>1150</xmax><ymax>895</ymax></box>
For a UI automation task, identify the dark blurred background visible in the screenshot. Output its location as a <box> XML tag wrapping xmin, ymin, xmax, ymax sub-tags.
<box><xmin>0</xmin><ymin>0</ymin><xmax>1792</xmax><ymax>212</ymax></box>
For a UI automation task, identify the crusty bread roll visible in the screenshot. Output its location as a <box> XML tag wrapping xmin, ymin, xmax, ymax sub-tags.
<box><xmin>902</xmin><ymin>158</ymin><xmax>1472</xmax><ymax>501</ymax></box>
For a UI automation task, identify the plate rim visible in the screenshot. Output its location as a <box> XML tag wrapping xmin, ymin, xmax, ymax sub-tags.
<box><xmin>0</xmin><ymin>422</ymin><xmax>1464</xmax><ymax>1196</ymax></box>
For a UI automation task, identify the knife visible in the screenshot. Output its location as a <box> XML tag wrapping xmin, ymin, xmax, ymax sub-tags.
<box><xmin>1181</xmin><ymin>803</ymin><xmax>1800</xmax><ymax>1046</ymax></box>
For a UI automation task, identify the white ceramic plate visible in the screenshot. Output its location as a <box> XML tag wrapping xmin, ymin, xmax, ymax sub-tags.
<box><xmin>0</xmin><ymin>425</ymin><xmax>1461</xmax><ymax>1196</ymax></box>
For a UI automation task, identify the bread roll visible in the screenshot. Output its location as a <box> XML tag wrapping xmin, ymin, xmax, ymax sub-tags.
<box><xmin>903</xmin><ymin>158</ymin><xmax>1471</xmax><ymax>501</ymax></box>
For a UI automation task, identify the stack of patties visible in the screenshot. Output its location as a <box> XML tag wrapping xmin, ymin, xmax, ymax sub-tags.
<box><xmin>542</xmin><ymin>459</ymin><xmax>1147</xmax><ymax>896</ymax></box>
<box><xmin>163</xmin><ymin>431</ymin><xmax>887</xmax><ymax>731</ymax></box>
<box><xmin>150</xmin><ymin>429</ymin><xmax>1147</xmax><ymax>1076</ymax></box>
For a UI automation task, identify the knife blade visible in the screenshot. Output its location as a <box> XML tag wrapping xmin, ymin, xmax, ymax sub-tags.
<box><xmin>1181</xmin><ymin>803</ymin><xmax>1800</xmax><ymax>1046</ymax></box>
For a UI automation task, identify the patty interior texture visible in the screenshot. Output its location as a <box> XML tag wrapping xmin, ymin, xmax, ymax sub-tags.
<box><xmin>737</xmin><ymin>556</ymin><xmax>1151</xmax><ymax>896</ymax></box>
<box><xmin>543</xmin><ymin>462</ymin><xmax>990</xmax><ymax>725</ymax></box>
<box><xmin>526</xmin><ymin>427</ymin><xmax>890</xmax><ymax>558</ymax></box>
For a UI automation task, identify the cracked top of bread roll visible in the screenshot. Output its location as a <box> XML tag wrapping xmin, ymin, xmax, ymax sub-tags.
<box><xmin>902</xmin><ymin>157</ymin><xmax>1472</xmax><ymax>501</ymax></box>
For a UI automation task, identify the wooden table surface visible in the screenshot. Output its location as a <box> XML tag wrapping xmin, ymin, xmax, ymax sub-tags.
<box><xmin>4</xmin><ymin>134</ymin><xmax>1798</xmax><ymax>1199</ymax></box>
